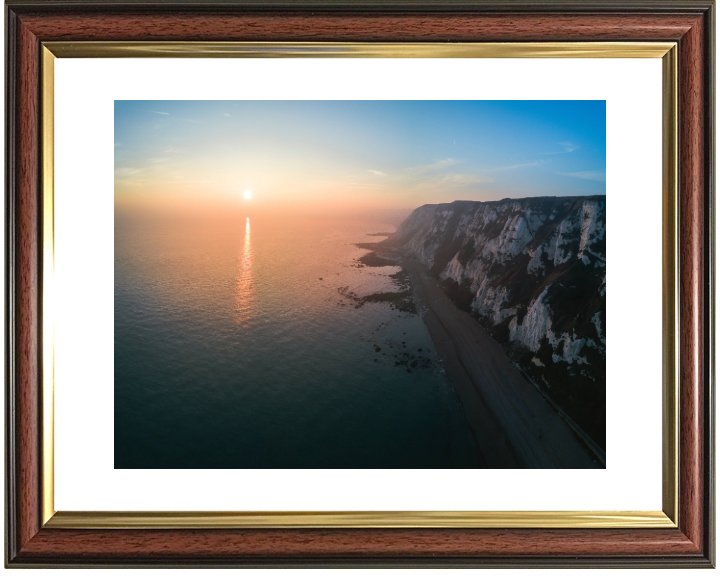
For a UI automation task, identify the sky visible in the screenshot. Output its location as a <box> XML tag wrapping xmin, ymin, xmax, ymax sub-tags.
<box><xmin>115</xmin><ymin>100</ymin><xmax>605</xmax><ymax>215</ymax></box>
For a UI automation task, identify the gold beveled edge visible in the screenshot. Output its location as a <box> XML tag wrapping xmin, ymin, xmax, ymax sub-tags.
<box><xmin>41</xmin><ymin>45</ymin><xmax>55</xmax><ymax>526</ymax></box>
<box><xmin>42</xmin><ymin>41</ymin><xmax>676</xmax><ymax>59</ymax></box>
<box><xmin>44</xmin><ymin>510</ymin><xmax>675</xmax><ymax>529</ymax></box>
<box><xmin>661</xmin><ymin>45</ymin><xmax>679</xmax><ymax>525</ymax></box>
<box><xmin>39</xmin><ymin>40</ymin><xmax>680</xmax><ymax>530</ymax></box>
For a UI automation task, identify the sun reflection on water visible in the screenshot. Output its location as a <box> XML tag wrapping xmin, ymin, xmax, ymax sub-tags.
<box><xmin>234</xmin><ymin>217</ymin><xmax>255</xmax><ymax>324</ymax></box>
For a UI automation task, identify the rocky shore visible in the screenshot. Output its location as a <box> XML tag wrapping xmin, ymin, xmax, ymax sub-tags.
<box><xmin>356</xmin><ymin>229</ymin><xmax>603</xmax><ymax>469</ymax></box>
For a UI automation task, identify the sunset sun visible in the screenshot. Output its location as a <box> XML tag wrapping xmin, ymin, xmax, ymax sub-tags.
<box><xmin>243</xmin><ymin>190</ymin><xmax>252</xmax><ymax>200</ymax></box>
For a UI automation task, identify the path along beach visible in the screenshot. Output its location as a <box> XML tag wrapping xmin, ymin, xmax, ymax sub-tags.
<box><xmin>374</xmin><ymin>240</ymin><xmax>603</xmax><ymax>469</ymax></box>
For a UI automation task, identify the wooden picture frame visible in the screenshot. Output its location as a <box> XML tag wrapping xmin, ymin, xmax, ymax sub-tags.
<box><xmin>5</xmin><ymin>0</ymin><xmax>715</xmax><ymax>567</ymax></box>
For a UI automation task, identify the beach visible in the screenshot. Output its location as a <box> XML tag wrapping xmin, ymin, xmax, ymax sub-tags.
<box><xmin>367</xmin><ymin>238</ymin><xmax>603</xmax><ymax>469</ymax></box>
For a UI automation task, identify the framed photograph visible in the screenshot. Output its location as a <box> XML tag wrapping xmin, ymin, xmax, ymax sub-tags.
<box><xmin>6</xmin><ymin>0</ymin><xmax>714</xmax><ymax>567</ymax></box>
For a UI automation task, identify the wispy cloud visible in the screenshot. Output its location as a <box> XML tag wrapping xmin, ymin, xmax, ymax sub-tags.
<box><xmin>114</xmin><ymin>166</ymin><xmax>147</xmax><ymax>187</ymax></box>
<box><xmin>166</xmin><ymin>180</ymin><xmax>215</xmax><ymax>185</ymax></box>
<box><xmin>367</xmin><ymin>169</ymin><xmax>386</xmax><ymax>176</ymax></box>
<box><xmin>482</xmin><ymin>160</ymin><xmax>541</xmax><ymax>172</ymax></box>
<box><xmin>310</xmin><ymin>179</ymin><xmax>383</xmax><ymax>190</ymax></box>
<box><xmin>114</xmin><ymin>167</ymin><xmax>143</xmax><ymax>178</ymax></box>
<box><xmin>151</xmin><ymin>111</ymin><xmax>169</xmax><ymax>115</ymax></box>
<box><xmin>223</xmin><ymin>113</ymin><xmax>231</xmax><ymax>117</ymax></box>
<box><xmin>557</xmin><ymin>171</ymin><xmax>605</xmax><ymax>182</ymax></box>
<box><xmin>435</xmin><ymin>173</ymin><xmax>494</xmax><ymax>185</ymax></box>
<box><xmin>408</xmin><ymin>158</ymin><xmax>461</xmax><ymax>174</ymax></box>
<box><xmin>399</xmin><ymin>158</ymin><xmax>495</xmax><ymax>190</ymax></box>
<box><xmin>543</xmin><ymin>141</ymin><xmax>579</xmax><ymax>155</ymax></box>
<box><xmin>410</xmin><ymin>172</ymin><xmax>494</xmax><ymax>193</ymax></box>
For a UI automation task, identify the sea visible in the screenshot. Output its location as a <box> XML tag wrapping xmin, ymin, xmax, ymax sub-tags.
<box><xmin>114</xmin><ymin>212</ymin><xmax>480</xmax><ymax>468</ymax></box>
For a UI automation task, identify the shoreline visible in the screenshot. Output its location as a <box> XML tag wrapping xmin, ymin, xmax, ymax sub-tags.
<box><xmin>362</xmin><ymin>238</ymin><xmax>603</xmax><ymax>469</ymax></box>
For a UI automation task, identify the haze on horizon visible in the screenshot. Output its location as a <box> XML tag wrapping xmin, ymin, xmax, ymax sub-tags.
<box><xmin>115</xmin><ymin>100</ymin><xmax>606</xmax><ymax>218</ymax></box>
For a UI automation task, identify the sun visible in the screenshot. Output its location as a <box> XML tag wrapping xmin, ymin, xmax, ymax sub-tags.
<box><xmin>243</xmin><ymin>190</ymin><xmax>252</xmax><ymax>200</ymax></box>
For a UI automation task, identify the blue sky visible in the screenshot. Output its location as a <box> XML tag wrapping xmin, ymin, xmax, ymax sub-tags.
<box><xmin>115</xmin><ymin>100</ymin><xmax>605</xmax><ymax>213</ymax></box>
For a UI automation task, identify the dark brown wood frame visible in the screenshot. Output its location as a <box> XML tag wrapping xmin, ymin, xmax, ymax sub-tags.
<box><xmin>5</xmin><ymin>0</ymin><xmax>715</xmax><ymax>567</ymax></box>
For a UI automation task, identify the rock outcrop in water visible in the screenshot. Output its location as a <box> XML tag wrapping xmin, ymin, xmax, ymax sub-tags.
<box><xmin>396</xmin><ymin>196</ymin><xmax>606</xmax><ymax>448</ymax></box>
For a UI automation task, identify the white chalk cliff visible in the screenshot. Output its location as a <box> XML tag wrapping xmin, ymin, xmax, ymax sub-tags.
<box><xmin>397</xmin><ymin>196</ymin><xmax>606</xmax><ymax>444</ymax></box>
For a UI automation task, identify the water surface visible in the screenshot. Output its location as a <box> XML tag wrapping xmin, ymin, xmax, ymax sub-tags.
<box><xmin>114</xmin><ymin>213</ymin><xmax>479</xmax><ymax>468</ymax></box>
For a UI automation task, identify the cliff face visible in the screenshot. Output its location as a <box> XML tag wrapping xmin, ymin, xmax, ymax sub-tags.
<box><xmin>397</xmin><ymin>196</ymin><xmax>606</xmax><ymax>447</ymax></box>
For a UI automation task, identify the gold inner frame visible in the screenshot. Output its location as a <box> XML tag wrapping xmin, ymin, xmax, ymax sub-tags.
<box><xmin>40</xmin><ymin>41</ymin><xmax>678</xmax><ymax>529</ymax></box>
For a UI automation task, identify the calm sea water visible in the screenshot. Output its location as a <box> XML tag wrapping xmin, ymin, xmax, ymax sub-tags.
<box><xmin>114</xmin><ymin>212</ymin><xmax>480</xmax><ymax>468</ymax></box>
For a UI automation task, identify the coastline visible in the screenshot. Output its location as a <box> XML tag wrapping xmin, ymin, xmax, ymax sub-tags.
<box><xmin>361</xmin><ymin>235</ymin><xmax>603</xmax><ymax>469</ymax></box>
